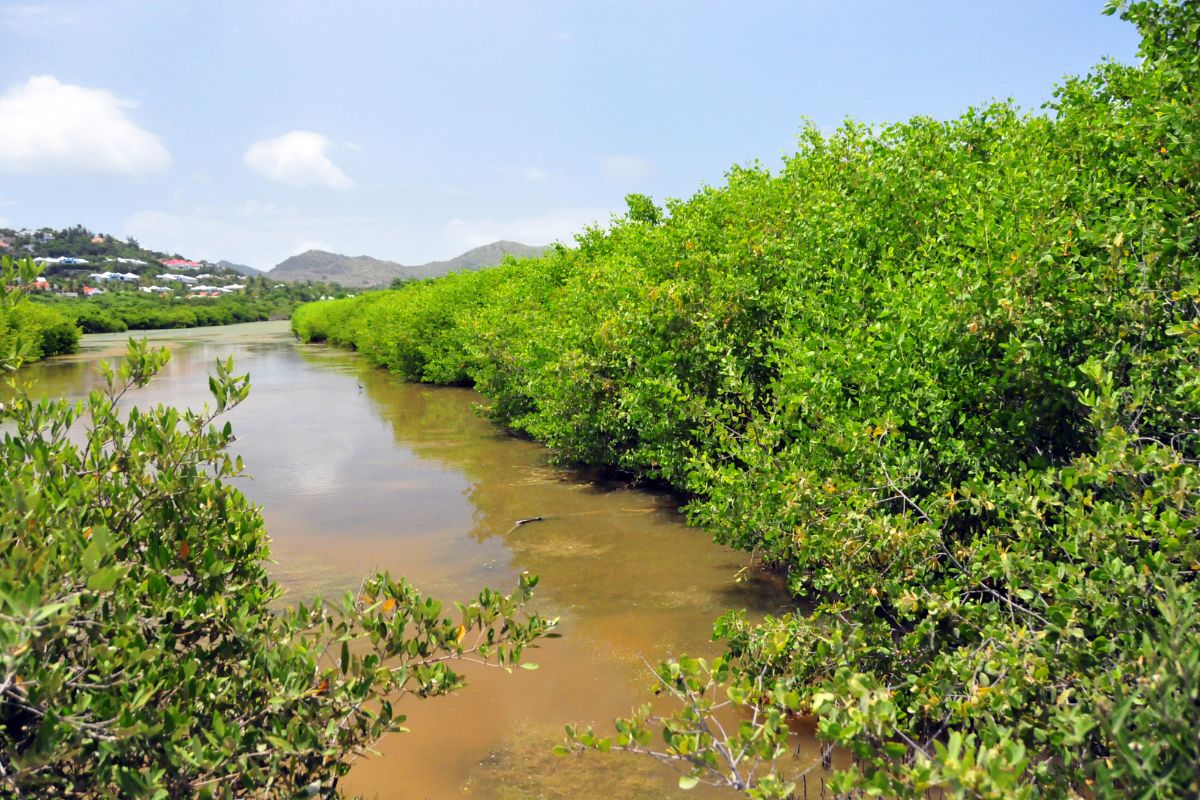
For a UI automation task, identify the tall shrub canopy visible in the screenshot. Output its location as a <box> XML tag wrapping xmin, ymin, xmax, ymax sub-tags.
<box><xmin>293</xmin><ymin>2</ymin><xmax>1200</xmax><ymax>796</ymax></box>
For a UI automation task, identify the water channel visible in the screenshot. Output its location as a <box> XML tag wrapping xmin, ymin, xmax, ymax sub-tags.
<box><xmin>16</xmin><ymin>320</ymin><xmax>818</xmax><ymax>799</ymax></box>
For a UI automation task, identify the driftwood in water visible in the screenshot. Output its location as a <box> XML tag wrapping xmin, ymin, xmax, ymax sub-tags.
<box><xmin>505</xmin><ymin>516</ymin><xmax>546</xmax><ymax>535</ymax></box>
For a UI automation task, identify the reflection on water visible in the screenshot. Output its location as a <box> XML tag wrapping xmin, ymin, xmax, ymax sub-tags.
<box><xmin>15</xmin><ymin>320</ymin><xmax>810</xmax><ymax>799</ymax></box>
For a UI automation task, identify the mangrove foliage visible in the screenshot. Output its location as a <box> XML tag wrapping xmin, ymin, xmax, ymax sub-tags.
<box><xmin>292</xmin><ymin>1</ymin><xmax>1200</xmax><ymax>797</ymax></box>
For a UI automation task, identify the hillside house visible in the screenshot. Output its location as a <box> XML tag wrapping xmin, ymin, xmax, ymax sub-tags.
<box><xmin>88</xmin><ymin>271</ymin><xmax>140</xmax><ymax>282</ymax></box>
<box><xmin>159</xmin><ymin>273</ymin><xmax>198</xmax><ymax>285</ymax></box>
<box><xmin>161</xmin><ymin>259</ymin><xmax>203</xmax><ymax>270</ymax></box>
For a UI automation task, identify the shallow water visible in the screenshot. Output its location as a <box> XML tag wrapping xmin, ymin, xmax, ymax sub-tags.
<box><xmin>14</xmin><ymin>320</ymin><xmax>820</xmax><ymax>799</ymax></box>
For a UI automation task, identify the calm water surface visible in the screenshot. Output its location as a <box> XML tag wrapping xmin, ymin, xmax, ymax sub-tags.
<box><xmin>18</xmin><ymin>320</ymin><xmax>819</xmax><ymax>799</ymax></box>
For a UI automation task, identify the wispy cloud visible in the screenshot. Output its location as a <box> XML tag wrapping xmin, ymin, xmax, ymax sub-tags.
<box><xmin>236</xmin><ymin>199</ymin><xmax>297</xmax><ymax>218</ymax></box>
<box><xmin>498</xmin><ymin>164</ymin><xmax>550</xmax><ymax>183</ymax></box>
<box><xmin>522</xmin><ymin>165</ymin><xmax>549</xmax><ymax>181</ymax></box>
<box><xmin>244</xmin><ymin>131</ymin><xmax>354</xmax><ymax>191</ymax></box>
<box><xmin>124</xmin><ymin>206</ymin><xmax>373</xmax><ymax>270</ymax></box>
<box><xmin>597</xmin><ymin>153</ymin><xmax>657</xmax><ymax>182</ymax></box>
<box><xmin>0</xmin><ymin>75</ymin><xmax>171</xmax><ymax>175</ymax></box>
<box><xmin>0</xmin><ymin>4</ymin><xmax>79</xmax><ymax>31</ymax></box>
<box><xmin>442</xmin><ymin>206</ymin><xmax>614</xmax><ymax>252</ymax></box>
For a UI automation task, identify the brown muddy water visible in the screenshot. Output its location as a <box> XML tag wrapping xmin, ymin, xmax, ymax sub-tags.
<box><xmin>14</xmin><ymin>320</ymin><xmax>826</xmax><ymax>799</ymax></box>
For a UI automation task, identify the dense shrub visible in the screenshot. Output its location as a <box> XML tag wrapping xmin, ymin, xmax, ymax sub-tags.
<box><xmin>294</xmin><ymin>2</ymin><xmax>1199</xmax><ymax>796</ymax></box>
<box><xmin>0</xmin><ymin>259</ymin><xmax>81</xmax><ymax>364</ymax></box>
<box><xmin>73</xmin><ymin>306</ymin><xmax>129</xmax><ymax>333</ymax></box>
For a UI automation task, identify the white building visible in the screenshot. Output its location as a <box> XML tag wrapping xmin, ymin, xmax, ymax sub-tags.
<box><xmin>88</xmin><ymin>271</ymin><xmax>139</xmax><ymax>283</ymax></box>
<box><xmin>159</xmin><ymin>273</ymin><xmax>198</xmax><ymax>285</ymax></box>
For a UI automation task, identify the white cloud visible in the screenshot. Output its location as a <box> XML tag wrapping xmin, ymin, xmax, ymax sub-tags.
<box><xmin>522</xmin><ymin>165</ymin><xmax>549</xmax><ymax>182</ymax></box>
<box><xmin>244</xmin><ymin>131</ymin><xmax>354</xmax><ymax>191</ymax></box>
<box><xmin>0</xmin><ymin>75</ymin><xmax>171</xmax><ymax>175</ymax></box>
<box><xmin>597</xmin><ymin>153</ymin><xmax>657</xmax><ymax>182</ymax></box>
<box><xmin>442</xmin><ymin>206</ymin><xmax>614</xmax><ymax>252</ymax></box>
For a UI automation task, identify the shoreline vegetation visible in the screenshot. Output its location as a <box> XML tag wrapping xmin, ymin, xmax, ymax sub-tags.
<box><xmin>0</xmin><ymin>259</ymin><xmax>80</xmax><ymax>368</ymax></box>
<box><xmin>293</xmin><ymin>3</ymin><xmax>1199</xmax><ymax>797</ymax></box>
<box><xmin>1</xmin><ymin>253</ymin><xmax>353</xmax><ymax>371</ymax></box>
<box><xmin>33</xmin><ymin>281</ymin><xmax>344</xmax><ymax>335</ymax></box>
<box><xmin>0</xmin><ymin>223</ymin><xmax>358</xmax><ymax>370</ymax></box>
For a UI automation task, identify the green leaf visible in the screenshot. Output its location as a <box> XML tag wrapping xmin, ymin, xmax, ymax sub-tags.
<box><xmin>86</xmin><ymin>566</ymin><xmax>123</xmax><ymax>593</ymax></box>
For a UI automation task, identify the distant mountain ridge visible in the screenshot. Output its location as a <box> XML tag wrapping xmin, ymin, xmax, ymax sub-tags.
<box><xmin>217</xmin><ymin>260</ymin><xmax>263</xmax><ymax>278</ymax></box>
<box><xmin>266</xmin><ymin>241</ymin><xmax>548</xmax><ymax>287</ymax></box>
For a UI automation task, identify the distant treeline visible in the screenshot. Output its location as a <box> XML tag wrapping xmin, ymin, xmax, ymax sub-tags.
<box><xmin>296</xmin><ymin>3</ymin><xmax>1197</xmax><ymax>797</ymax></box>
<box><xmin>28</xmin><ymin>280</ymin><xmax>347</xmax><ymax>335</ymax></box>
<box><xmin>0</xmin><ymin>266</ymin><xmax>349</xmax><ymax>369</ymax></box>
<box><xmin>0</xmin><ymin>297</ymin><xmax>79</xmax><ymax>364</ymax></box>
<box><xmin>0</xmin><ymin>259</ymin><xmax>79</xmax><ymax>363</ymax></box>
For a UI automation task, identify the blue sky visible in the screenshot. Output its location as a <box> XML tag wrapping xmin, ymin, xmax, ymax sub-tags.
<box><xmin>0</xmin><ymin>1</ymin><xmax>1140</xmax><ymax>270</ymax></box>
